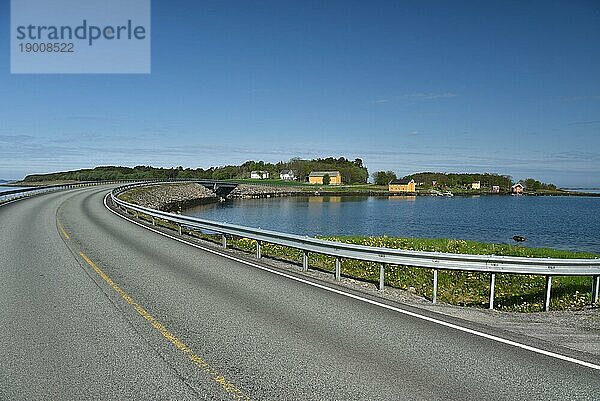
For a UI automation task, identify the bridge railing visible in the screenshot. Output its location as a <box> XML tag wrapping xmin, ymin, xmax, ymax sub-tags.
<box><xmin>0</xmin><ymin>181</ymin><xmax>115</xmax><ymax>203</ymax></box>
<box><xmin>0</xmin><ymin>178</ymin><xmax>238</xmax><ymax>203</ymax></box>
<box><xmin>110</xmin><ymin>182</ymin><xmax>600</xmax><ymax>312</ymax></box>
<box><xmin>0</xmin><ymin>179</ymin><xmax>184</xmax><ymax>204</ymax></box>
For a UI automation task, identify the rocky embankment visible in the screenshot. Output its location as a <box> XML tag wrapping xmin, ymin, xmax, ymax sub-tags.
<box><xmin>121</xmin><ymin>183</ymin><xmax>219</xmax><ymax>211</ymax></box>
<box><xmin>228</xmin><ymin>184</ymin><xmax>394</xmax><ymax>198</ymax></box>
<box><xmin>227</xmin><ymin>184</ymin><xmax>306</xmax><ymax>199</ymax></box>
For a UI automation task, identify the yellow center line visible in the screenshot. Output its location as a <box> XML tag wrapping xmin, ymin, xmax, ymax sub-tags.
<box><xmin>58</xmin><ymin>221</ymin><xmax>70</xmax><ymax>239</ymax></box>
<box><xmin>79</xmin><ymin>252</ymin><xmax>251</xmax><ymax>401</ymax></box>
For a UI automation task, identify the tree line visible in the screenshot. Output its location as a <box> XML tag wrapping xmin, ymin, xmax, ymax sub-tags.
<box><xmin>371</xmin><ymin>171</ymin><xmax>557</xmax><ymax>191</ymax></box>
<box><xmin>403</xmin><ymin>172</ymin><xmax>513</xmax><ymax>188</ymax></box>
<box><xmin>23</xmin><ymin>157</ymin><xmax>369</xmax><ymax>184</ymax></box>
<box><xmin>521</xmin><ymin>178</ymin><xmax>557</xmax><ymax>191</ymax></box>
<box><xmin>371</xmin><ymin>171</ymin><xmax>513</xmax><ymax>188</ymax></box>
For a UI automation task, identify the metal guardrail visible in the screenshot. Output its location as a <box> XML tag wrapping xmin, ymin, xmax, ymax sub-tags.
<box><xmin>0</xmin><ymin>178</ymin><xmax>229</xmax><ymax>203</ymax></box>
<box><xmin>110</xmin><ymin>181</ymin><xmax>600</xmax><ymax>312</ymax></box>
<box><xmin>0</xmin><ymin>180</ymin><xmax>128</xmax><ymax>203</ymax></box>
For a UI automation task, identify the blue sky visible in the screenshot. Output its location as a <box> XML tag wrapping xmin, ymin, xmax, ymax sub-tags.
<box><xmin>1</xmin><ymin>0</ymin><xmax>599</xmax><ymax>186</ymax></box>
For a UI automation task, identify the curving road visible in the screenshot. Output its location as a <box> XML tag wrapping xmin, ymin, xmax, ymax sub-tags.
<box><xmin>1</xmin><ymin>185</ymin><xmax>598</xmax><ymax>400</ymax></box>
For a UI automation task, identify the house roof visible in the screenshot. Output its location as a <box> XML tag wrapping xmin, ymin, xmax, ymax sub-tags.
<box><xmin>280</xmin><ymin>170</ymin><xmax>294</xmax><ymax>175</ymax></box>
<box><xmin>309</xmin><ymin>171</ymin><xmax>341</xmax><ymax>177</ymax></box>
<box><xmin>512</xmin><ymin>183</ymin><xmax>524</xmax><ymax>188</ymax></box>
<box><xmin>250</xmin><ymin>170</ymin><xmax>269</xmax><ymax>174</ymax></box>
<box><xmin>389</xmin><ymin>178</ymin><xmax>414</xmax><ymax>185</ymax></box>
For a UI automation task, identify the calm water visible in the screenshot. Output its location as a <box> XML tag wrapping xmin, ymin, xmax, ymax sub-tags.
<box><xmin>0</xmin><ymin>185</ymin><xmax>29</xmax><ymax>192</ymax></box>
<box><xmin>185</xmin><ymin>195</ymin><xmax>600</xmax><ymax>254</ymax></box>
<box><xmin>568</xmin><ymin>189</ymin><xmax>600</xmax><ymax>194</ymax></box>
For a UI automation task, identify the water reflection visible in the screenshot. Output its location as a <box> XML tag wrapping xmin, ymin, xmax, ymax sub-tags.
<box><xmin>184</xmin><ymin>195</ymin><xmax>600</xmax><ymax>254</ymax></box>
<box><xmin>387</xmin><ymin>196</ymin><xmax>416</xmax><ymax>202</ymax></box>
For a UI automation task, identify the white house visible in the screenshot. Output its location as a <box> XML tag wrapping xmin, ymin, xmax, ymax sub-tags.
<box><xmin>471</xmin><ymin>181</ymin><xmax>481</xmax><ymax>190</ymax></box>
<box><xmin>250</xmin><ymin>171</ymin><xmax>270</xmax><ymax>180</ymax></box>
<box><xmin>279</xmin><ymin>170</ymin><xmax>296</xmax><ymax>181</ymax></box>
<box><xmin>512</xmin><ymin>183</ymin><xmax>524</xmax><ymax>194</ymax></box>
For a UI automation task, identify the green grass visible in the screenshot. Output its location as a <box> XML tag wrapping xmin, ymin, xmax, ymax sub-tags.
<box><xmin>305</xmin><ymin>184</ymin><xmax>388</xmax><ymax>192</ymax></box>
<box><xmin>212</xmin><ymin>235</ymin><xmax>598</xmax><ymax>312</ymax></box>
<box><xmin>116</xmin><ymin>189</ymin><xmax>140</xmax><ymax>204</ymax></box>
<box><xmin>229</xmin><ymin>179</ymin><xmax>388</xmax><ymax>192</ymax></box>
<box><xmin>323</xmin><ymin>236</ymin><xmax>597</xmax><ymax>259</ymax></box>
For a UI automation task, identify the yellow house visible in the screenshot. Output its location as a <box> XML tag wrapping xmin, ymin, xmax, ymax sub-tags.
<box><xmin>389</xmin><ymin>178</ymin><xmax>416</xmax><ymax>193</ymax></box>
<box><xmin>308</xmin><ymin>171</ymin><xmax>342</xmax><ymax>185</ymax></box>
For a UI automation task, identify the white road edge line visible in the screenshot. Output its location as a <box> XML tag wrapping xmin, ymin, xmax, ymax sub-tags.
<box><xmin>104</xmin><ymin>193</ymin><xmax>600</xmax><ymax>371</ymax></box>
<box><xmin>0</xmin><ymin>196</ymin><xmax>33</xmax><ymax>208</ymax></box>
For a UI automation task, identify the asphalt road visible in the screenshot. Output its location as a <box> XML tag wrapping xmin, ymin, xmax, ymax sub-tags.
<box><xmin>1</xmin><ymin>186</ymin><xmax>598</xmax><ymax>400</ymax></box>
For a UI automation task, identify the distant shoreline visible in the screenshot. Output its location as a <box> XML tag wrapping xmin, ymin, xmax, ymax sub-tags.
<box><xmin>227</xmin><ymin>186</ymin><xmax>600</xmax><ymax>198</ymax></box>
<box><xmin>7</xmin><ymin>179</ymin><xmax>600</xmax><ymax>198</ymax></box>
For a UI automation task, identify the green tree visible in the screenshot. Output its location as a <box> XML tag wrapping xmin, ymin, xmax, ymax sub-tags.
<box><xmin>523</xmin><ymin>178</ymin><xmax>556</xmax><ymax>191</ymax></box>
<box><xmin>322</xmin><ymin>174</ymin><xmax>330</xmax><ymax>185</ymax></box>
<box><xmin>372</xmin><ymin>171</ymin><xmax>397</xmax><ymax>186</ymax></box>
<box><xmin>22</xmin><ymin>156</ymin><xmax>371</xmax><ymax>184</ymax></box>
<box><xmin>524</xmin><ymin>178</ymin><xmax>541</xmax><ymax>190</ymax></box>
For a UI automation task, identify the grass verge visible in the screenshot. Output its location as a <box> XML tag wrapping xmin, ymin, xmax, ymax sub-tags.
<box><xmin>123</xmin><ymin>208</ymin><xmax>598</xmax><ymax>313</ymax></box>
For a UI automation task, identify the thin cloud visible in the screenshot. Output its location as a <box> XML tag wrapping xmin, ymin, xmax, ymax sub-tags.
<box><xmin>66</xmin><ymin>116</ymin><xmax>122</xmax><ymax>122</ymax></box>
<box><xmin>3</xmin><ymin>136</ymin><xmax>599</xmax><ymax>185</ymax></box>
<box><xmin>550</xmin><ymin>151</ymin><xmax>600</xmax><ymax>162</ymax></box>
<box><xmin>403</xmin><ymin>92</ymin><xmax>457</xmax><ymax>100</ymax></box>
<box><xmin>567</xmin><ymin>120</ymin><xmax>600</xmax><ymax>126</ymax></box>
<box><xmin>48</xmin><ymin>132</ymin><xmax>142</xmax><ymax>143</ymax></box>
<box><xmin>0</xmin><ymin>134</ymin><xmax>36</xmax><ymax>143</ymax></box>
<box><xmin>374</xmin><ymin>92</ymin><xmax>457</xmax><ymax>104</ymax></box>
<box><xmin>560</xmin><ymin>95</ymin><xmax>600</xmax><ymax>102</ymax></box>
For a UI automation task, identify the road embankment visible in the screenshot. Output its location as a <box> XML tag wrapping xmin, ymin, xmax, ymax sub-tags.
<box><xmin>228</xmin><ymin>184</ymin><xmax>308</xmax><ymax>198</ymax></box>
<box><xmin>118</xmin><ymin>183</ymin><xmax>219</xmax><ymax>211</ymax></box>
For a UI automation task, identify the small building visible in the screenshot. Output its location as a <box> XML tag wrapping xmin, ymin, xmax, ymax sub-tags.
<box><xmin>491</xmin><ymin>185</ymin><xmax>500</xmax><ymax>193</ymax></box>
<box><xmin>512</xmin><ymin>183</ymin><xmax>524</xmax><ymax>194</ymax></box>
<box><xmin>389</xmin><ymin>178</ymin><xmax>416</xmax><ymax>193</ymax></box>
<box><xmin>250</xmin><ymin>171</ymin><xmax>269</xmax><ymax>180</ymax></box>
<box><xmin>471</xmin><ymin>181</ymin><xmax>481</xmax><ymax>190</ymax></box>
<box><xmin>279</xmin><ymin>170</ymin><xmax>296</xmax><ymax>181</ymax></box>
<box><xmin>308</xmin><ymin>171</ymin><xmax>342</xmax><ymax>185</ymax></box>
<box><xmin>432</xmin><ymin>180</ymin><xmax>438</xmax><ymax>187</ymax></box>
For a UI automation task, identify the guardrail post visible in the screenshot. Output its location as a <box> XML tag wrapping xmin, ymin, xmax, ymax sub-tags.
<box><xmin>107</xmin><ymin>183</ymin><xmax>600</xmax><ymax>311</ymax></box>
<box><xmin>432</xmin><ymin>269</ymin><xmax>438</xmax><ymax>304</ymax></box>
<box><xmin>544</xmin><ymin>276</ymin><xmax>552</xmax><ymax>312</ymax></box>
<box><xmin>489</xmin><ymin>273</ymin><xmax>496</xmax><ymax>310</ymax></box>
<box><xmin>302</xmin><ymin>251</ymin><xmax>309</xmax><ymax>271</ymax></box>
